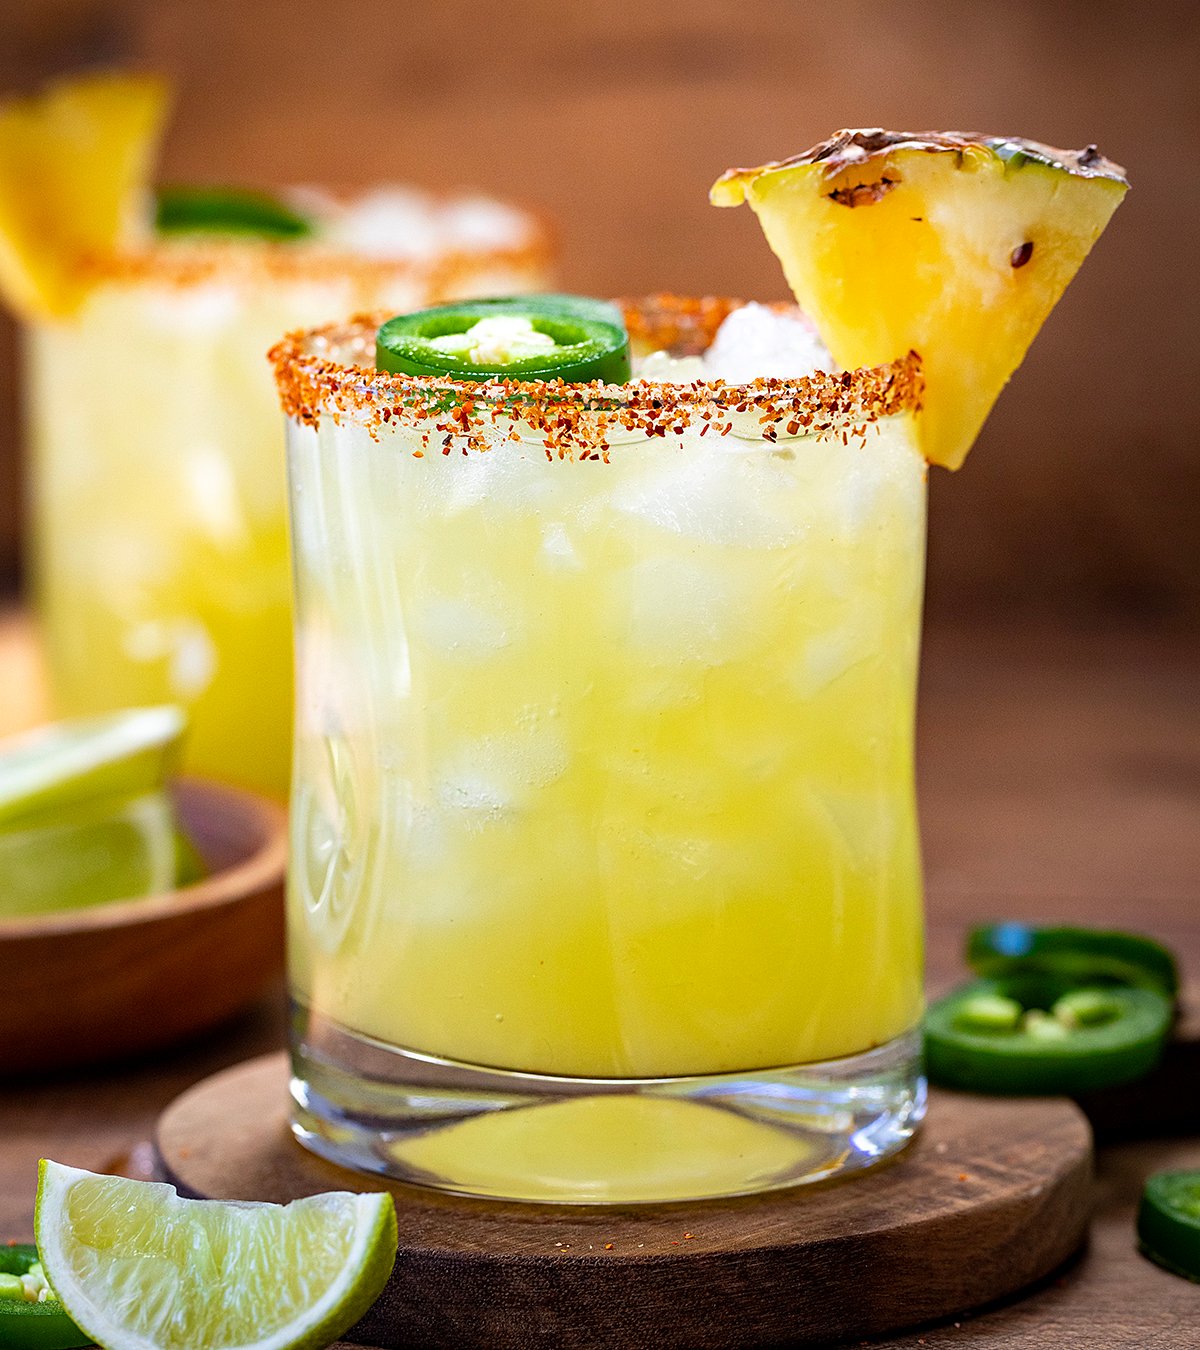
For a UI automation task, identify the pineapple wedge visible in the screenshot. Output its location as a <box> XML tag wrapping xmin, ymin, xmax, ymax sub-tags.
<box><xmin>0</xmin><ymin>73</ymin><xmax>168</xmax><ymax>319</ymax></box>
<box><xmin>712</xmin><ymin>130</ymin><xmax>1127</xmax><ymax>468</ymax></box>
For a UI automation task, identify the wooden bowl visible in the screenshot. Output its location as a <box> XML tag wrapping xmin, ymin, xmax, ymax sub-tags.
<box><xmin>0</xmin><ymin>778</ymin><xmax>286</xmax><ymax>1074</ymax></box>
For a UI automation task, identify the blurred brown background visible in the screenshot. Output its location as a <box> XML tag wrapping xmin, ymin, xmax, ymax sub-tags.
<box><xmin>1</xmin><ymin>0</ymin><xmax>1197</xmax><ymax>621</ymax></box>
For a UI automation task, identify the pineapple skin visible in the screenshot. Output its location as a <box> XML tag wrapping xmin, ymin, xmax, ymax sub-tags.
<box><xmin>713</xmin><ymin>130</ymin><xmax>1128</xmax><ymax>469</ymax></box>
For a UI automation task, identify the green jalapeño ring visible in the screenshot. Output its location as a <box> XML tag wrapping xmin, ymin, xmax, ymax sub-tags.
<box><xmin>154</xmin><ymin>185</ymin><xmax>316</xmax><ymax>240</ymax></box>
<box><xmin>272</xmin><ymin>295</ymin><xmax>928</xmax><ymax>1204</ymax></box>
<box><xmin>376</xmin><ymin>294</ymin><xmax>632</xmax><ymax>384</ymax></box>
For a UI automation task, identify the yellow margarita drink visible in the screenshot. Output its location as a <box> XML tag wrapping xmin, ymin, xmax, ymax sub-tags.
<box><xmin>26</xmin><ymin>196</ymin><xmax>549</xmax><ymax>798</ymax></box>
<box><xmin>278</xmin><ymin>123</ymin><xmax>1125</xmax><ymax>1203</ymax></box>
<box><xmin>0</xmin><ymin>67</ymin><xmax>548</xmax><ymax>798</ymax></box>
<box><xmin>277</xmin><ymin>296</ymin><xmax>928</xmax><ymax>1201</ymax></box>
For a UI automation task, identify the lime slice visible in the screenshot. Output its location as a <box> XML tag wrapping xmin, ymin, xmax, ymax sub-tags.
<box><xmin>0</xmin><ymin>707</ymin><xmax>186</xmax><ymax>828</ymax></box>
<box><xmin>35</xmin><ymin>1161</ymin><xmax>398</xmax><ymax>1350</ymax></box>
<box><xmin>0</xmin><ymin>789</ymin><xmax>185</xmax><ymax>918</ymax></box>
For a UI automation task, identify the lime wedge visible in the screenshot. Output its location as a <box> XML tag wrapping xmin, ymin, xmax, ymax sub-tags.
<box><xmin>35</xmin><ymin>1161</ymin><xmax>398</xmax><ymax>1350</ymax></box>
<box><xmin>0</xmin><ymin>790</ymin><xmax>183</xmax><ymax>918</ymax></box>
<box><xmin>0</xmin><ymin>707</ymin><xmax>186</xmax><ymax>828</ymax></box>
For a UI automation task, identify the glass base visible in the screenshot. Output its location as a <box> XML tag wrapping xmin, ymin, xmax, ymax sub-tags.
<box><xmin>289</xmin><ymin>1000</ymin><xmax>925</xmax><ymax>1205</ymax></box>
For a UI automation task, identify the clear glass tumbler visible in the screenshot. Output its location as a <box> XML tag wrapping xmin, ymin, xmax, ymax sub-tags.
<box><xmin>26</xmin><ymin>193</ymin><xmax>549</xmax><ymax>797</ymax></box>
<box><xmin>275</xmin><ymin>297</ymin><xmax>927</xmax><ymax>1203</ymax></box>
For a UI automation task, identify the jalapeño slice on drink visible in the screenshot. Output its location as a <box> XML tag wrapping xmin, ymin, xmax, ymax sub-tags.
<box><xmin>0</xmin><ymin>1244</ymin><xmax>90</xmax><ymax>1350</ymax></box>
<box><xmin>1138</xmin><ymin>1171</ymin><xmax>1200</xmax><ymax>1282</ymax></box>
<box><xmin>155</xmin><ymin>186</ymin><xmax>314</xmax><ymax>240</ymax></box>
<box><xmin>924</xmin><ymin>975</ymin><xmax>1173</xmax><ymax>1096</ymax></box>
<box><xmin>967</xmin><ymin>923</ymin><xmax>1180</xmax><ymax>1000</ymax></box>
<box><xmin>375</xmin><ymin>295</ymin><xmax>631</xmax><ymax>384</ymax></box>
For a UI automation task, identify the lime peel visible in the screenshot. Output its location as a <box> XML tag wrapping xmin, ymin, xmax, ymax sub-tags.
<box><xmin>35</xmin><ymin>1160</ymin><xmax>398</xmax><ymax>1350</ymax></box>
<box><xmin>0</xmin><ymin>707</ymin><xmax>186</xmax><ymax>827</ymax></box>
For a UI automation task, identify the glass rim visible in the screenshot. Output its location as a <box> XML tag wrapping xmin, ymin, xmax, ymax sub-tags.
<box><xmin>269</xmin><ymin>294</ymin><xmax>924</xmax><ymax>459</ymax></box>
<box><xmin>79</xmin><ymin>194</ymin><xmax>551</xmax><ymax>292</ymax></box>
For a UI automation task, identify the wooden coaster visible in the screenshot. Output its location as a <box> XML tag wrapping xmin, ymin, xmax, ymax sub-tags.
<box><xmin>157</xmin><ymin>1053</ymin><xmax>1092</xmax><ymax>1349</ymax></box>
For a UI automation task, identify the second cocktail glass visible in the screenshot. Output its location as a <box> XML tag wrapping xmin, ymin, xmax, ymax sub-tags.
<box><xmin>27</xmin><ymin>193</ymin><xmax>549</xmax><ymax>797</ymax></box>
<box><xmin>274</xmin><ymin>296</ymin><xmax>927</xmax><ymax>1204</ymax></box>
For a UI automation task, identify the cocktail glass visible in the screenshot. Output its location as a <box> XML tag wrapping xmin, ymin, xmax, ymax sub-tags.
<box><xmin>25</xmin><ymin>193</ymin><xmax>549</xmax><ymax>797</ymax></box>
<box><xmin>274</xmin><ymin>296</ymin><xmax>927</xmax><ymax>1204</ymax></box>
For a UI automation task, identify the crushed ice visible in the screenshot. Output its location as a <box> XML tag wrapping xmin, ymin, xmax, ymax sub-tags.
<box><xmin>321</xmin><ymin>188</ymin><xmax>532</xmax><ymax>259</ymax></box>
<box><xmin>633</xmin><ymin>302</ymin><xmax>831</xmax><ymax>384</ymax></box>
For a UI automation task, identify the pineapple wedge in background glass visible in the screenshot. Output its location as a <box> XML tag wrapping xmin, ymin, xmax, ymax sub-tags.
<box><xmin>712</xmin><ymin>129</ymin><xmax>1128</xmax><ymax>467</ymax></box>
<box><xmin>0</xmin><ymin>73</ymin><xmax>550</xmax><ymax>798</ymax></box>
<box><xmin>0</xmin><ymin>73</ymin><xmax>167</xmax><ymax>319</ymax></box>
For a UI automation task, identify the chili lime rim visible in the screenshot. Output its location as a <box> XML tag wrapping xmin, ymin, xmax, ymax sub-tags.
<box><xmin>269</xmin><ymin>294</ymin><xmax>924</xmax><ymax>460</ymax></box>
<box><xmin>82</xmin><ymin>190</ymin><xmax>552</xmax><ymax>292</ymax></box>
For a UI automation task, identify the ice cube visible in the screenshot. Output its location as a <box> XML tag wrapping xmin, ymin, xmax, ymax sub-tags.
<box><xmin>634</xmin><ymin>351</ymin><xmax>708</xmax><ymax>383</ymax></box>
<box><xmin>436</xmin><ymin>729</ymin><xmax>569</xmax><ymax>821</ymax></box>
<box><xmin>397</xmin><ymin>800</ymin><xmax>452</xmax><ymax>872</ymax></box>
<box><xmin>185</xmin><ymin>446</ymin><xmax>245</xmax><ymax>545</ymax></box>
<box><xmin>416</xmin><ymin>596</ymin><xmax>515</xmax><ymax>658</ymax></box>
<box><xmin>623</xmin><ymin>555</ymin><xmax>749</xmax><ymax>663</ymax></box>
<box><xmin>541</xmin><ymin>522</ymin><xmax>583</xmax><ymax>569</ymax></box>
<box><xmin>413</xmin><ymin>442</ymin><xmax>564</xmax><ymax>519</ymax></box>
<box><xmin>169</xmin><ymin>622</ymin><xmax>217</xmax><ymax>697</ymax></box>
<box><xmin>792</xmin><ymin>631</ymin><xmax>872</xmax><ymax>699</ymax></box>
<box><xmin>328</xmin><ymin>189</ymin><xmax>531</xmax><ymax>259</ymax></box>
<box><xmin>141</xmin><ymin>281</ymin><xmax>239</xmax><ymax>333</ymax></box>
<box><xmin>328</xmin><ymin>188</ymin><xmax>440</xmax><ymax>258</ymax></box>
<box><xmin>614</xmin><ymin>443</ymin><xmax>805</xmax><ymax>549</ymax></box>
<box><xmin>443</xmin><ymin>196</ymin><xmax>532</xmax><ymax>251</ymax></box>
<box><xmin>702</xmin><ymin>303</ymin><xmax>830</xmax><ymax>384</ymax></box>
<box><xmin>809</xmin><ymin>787</ymin><xmax>898</xmax><ymax>868</ymax></box>
<box><xmin>437</xmin><ymin>767</ymin><xmax>513</xmax><ymax>816</ymax></box>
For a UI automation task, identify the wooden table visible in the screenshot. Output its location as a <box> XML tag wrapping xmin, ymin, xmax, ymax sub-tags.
<box><xmin>2</xmin><ymin>612</ymin><xmax>1198</xmax><ymax>1346</ymax></box>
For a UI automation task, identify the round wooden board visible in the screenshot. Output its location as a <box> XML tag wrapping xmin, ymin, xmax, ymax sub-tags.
<box><xmin>158</xmin><ymin>1053</ymin><xmax>1092</xmax><ymax>1349</ymax></box>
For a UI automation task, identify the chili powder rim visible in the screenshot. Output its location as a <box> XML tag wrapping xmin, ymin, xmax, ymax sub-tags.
<box><xmin>82</xmin><ymin>191</ymin><xmax>552</xmax><ymax>292</ymax></box>
<box><xmin>268</xmin><ymin>294</ymin><xmax>924</xmax><ymax>460</ymax></box>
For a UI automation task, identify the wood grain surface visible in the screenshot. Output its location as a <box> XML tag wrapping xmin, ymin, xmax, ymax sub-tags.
<box><xmin>1</xmin><ymin>1</ymin><xmax>1199</xmax><ymax>616</ymax></box>
<box><xmin>157</xmin><ymin>1054</ymin><xmax>1094</xmax><ymax>1349</ymax></box>
<box><xmin>1</xmin><ymin>613</ymin><xmax>1198</xmax><ymax>1346</ymax></box>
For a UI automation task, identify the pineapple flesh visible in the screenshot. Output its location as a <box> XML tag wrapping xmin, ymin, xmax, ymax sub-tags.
<box><xmin>712</xmin><ymin>130</ymin><xmax>1128</xmax><ymax>468</ymax></box>
<box><xmin>0</xmin><ymin>73</ymin><xmax>167</xmax><ymax>319</ymax></box>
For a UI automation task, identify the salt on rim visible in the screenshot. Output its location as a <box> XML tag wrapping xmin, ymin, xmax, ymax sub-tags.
<box><xmin>268</xmin><ymin>294</ymin><xmax>923</xmax><ymax>461</ymax></box>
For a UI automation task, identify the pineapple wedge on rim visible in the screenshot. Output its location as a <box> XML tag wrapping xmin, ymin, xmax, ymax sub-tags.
<box><xmin>0</xmin><ymin>72</ymin><xmax>167</xmax><ymax>320</ymax></box>
<box><xmin>711</xmin><ymin>129</ymin><xmax>1128</xmax><ymax>468</ymax></box>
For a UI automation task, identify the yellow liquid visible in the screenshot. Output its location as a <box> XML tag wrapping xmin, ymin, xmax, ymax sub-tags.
<box><xmin>288</xmin><ymin>409</ymin><xmax>926</xmax><ymax>1079</ymax></box>
<box><xmin>26</xmin><ymin>258</ymin><xmax>545</xmax><ymax>798</ymax></box>
<box><xmin>385</xmin><ymin>1096</ymin><xmax>834</xmax><ymax>1203</ymax></box>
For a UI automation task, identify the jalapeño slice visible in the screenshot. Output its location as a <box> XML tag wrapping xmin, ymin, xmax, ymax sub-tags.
<box><xmin>1138</xmin><ymin>1170</ymin><xmax>1200</xmax><ymax>1282</ymax></box>
<box><xmin>925</xmin><ymin>975</ymin><xmax>1172</xmax><ymax>1096</ymax></box>
<box><xmin>155</xmin><ymin>186</ymin><xmax>314</xmax><ymax>240</ymax></box>
<box><xmin>375</xmin><ymin>295</ymin><xmax>631</xmax><ymax>384</ymax></box>
<box><xmin>967</xmin><ymin>923</ymin><xmax>1180</xmax><ymax>999</ymax></box>
<box><xmin>0</xmin><ymin>1245</ymin><xmax>89</xmax><ymax>1350</ymax></box>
